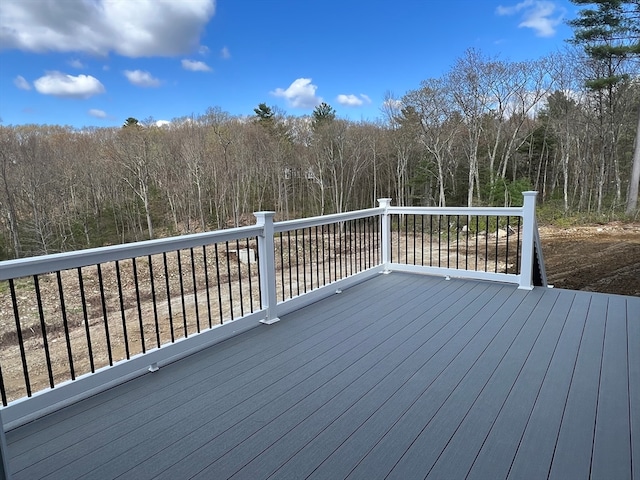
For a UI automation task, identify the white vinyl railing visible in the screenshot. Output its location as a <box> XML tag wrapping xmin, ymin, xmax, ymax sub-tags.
<box><xmin>0</xmin><ymin>192</ymin><xmax>544</xmax><ymax>436</ymax></box>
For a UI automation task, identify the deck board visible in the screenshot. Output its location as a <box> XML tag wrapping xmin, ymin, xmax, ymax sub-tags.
<box><xmin>462</xmin><ymin>291</ymin><xmax>575</xmax><ymax>480</ymax></box>
<box><xmin>4</xmin><ymin>272</ymin><xmax>638</xmax><ymax>480</ymax></box>
<box><xmin>506</xmin><ymin>291</ymin><xmax>590</xmax><ymax>479</ymax></box>
<box><xmin>591</xmin><ymin>295</ymin><xmax>632</xmax><ymax>479</ymax></box>
<box><xmin>548</xmin><ymin>293</ymin><xmax>608</xmax><ymax>480</ymax></box>
<box><xmin>629</xmin><ymin>296</ymin><xmax>640</xmax><ymax>480</ymax></box>
<box><xmin>381</xmin><ymin>289</ymin><xmax>561</xmax><ymax>480</ymax></box>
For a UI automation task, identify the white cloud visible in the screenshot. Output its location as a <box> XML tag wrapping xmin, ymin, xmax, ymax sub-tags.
<box><xmin>14</xmin><ymin>75</ymin><xmax>31</xmax><ymax>90</ymax></box>
<box><xmin>155</xmin><ymin>120</ymin><xmax>171</xmax><ymax>127</ymax></box>
<box><xmin>381</xmin><ymin>98</ymin><xmax>403</xmax><ymax>111</ymax></box>
<box><xmin>496</xmin><ymin>0</ymin><xmax>564</xmax><ymax>37</ymax></box>
<box><xmin>181</xmin><ymin>59</ymin><xmax>212</xmax><ymax>72</ymax></box>
<box><xmin>68</xmin><ymin>58</ymin><xmax>85</xmax><ymax>69</ymax></box>
<box><xmin>124</xmin><ymin>70</ymin><xmax>161</xmax><ymax>87</ymax></box>
<box><xmin>88</xmin><ymin>108</ymin><xmax>107</xmax><ymax>118</ymax></box>
<box><xmin>337</xmin><ymin>93</ymin><xmax>372</xmax><ymax>107</ymax></box>
<box><xmin>271</xmin><ymin>78</ymin><xmax>322</xmax><ymax>109</ymax></box>
<box><xmin>33</xmin><ymin>71</ymin><xmax>105</xmax><ymax>98</ymax></box>
<box><xmin>0</xmin><ymin>0</ymin><xmax>216</xmax><ymax>57</ymax></box>
<box><xmin>220</xmin><ymin>46</ymin><xmax>231</xmax><ymax>59</ymax></box>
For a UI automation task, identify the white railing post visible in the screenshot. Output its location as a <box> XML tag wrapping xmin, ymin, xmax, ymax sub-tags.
<box><xmin>254</xmin><ymin>211</ymin><xmax>280</xmax><ymax>324</ymax></box>
<box><xmin>0</xmin><ymin>409</ymin><xmax>10</xmax><ymax>480</ymax></box>
<box><xmin>519</xmin><ymin>191</ymin><xmax>538</xmax><ymax>290</ymax></box>
<box><xmin>378</xmin><ymin>198</ymin><xmax>392</xmax><ymax>273</ymax></box>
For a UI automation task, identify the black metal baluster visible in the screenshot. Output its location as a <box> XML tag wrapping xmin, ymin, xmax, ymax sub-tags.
<box><xmin>370</xmin><ymin>216</ymin><xmax>374</xmax><ymax>266</ymax></box>
<box><xmin>438</xmin><ymin>215</ymin><xmax>442</xmax><ymax>268</ymax></box>
<box><xmin>294</xmin><ymin>230</ymin><xmax>300</xmax><ymax>296</ymax></box>
<box><xmin>456</xmin><ymin>215</ymin><xmax>460</xmax><ymax>269</ymax></box>
<box><xmin>56</xmin><ymin>270</ymin><xmax>76</xmax><ymax>380</ymax></box>
<box><xmin>287</xmin><ymin>231</ymin><xmax>293</xmax><ymax>298</ymax></box>
<box><xmin>302</xmin><ymin>227</ymin><xmax>313</xmax><ymax>293</ymax></box>
<box><xmin>245</xmin><ymin>238</ymin><xmax>254</xmax><ymax>313</ymax></box>
<box><xmin>191</xmin><ymin>248</ymin><xmax>201</xmax><ymax>332</ymax></box>
<box><xmin>430</xmin><ymin>215</ymin><xmax>434</xmax><ymax>266</ymax></box>
<box><xmin>32</xmin><ymin>276</ymin><xmax>53</xmax><ymax>388</ymax></box>
<box><xmin>315</xmin><ymin>226</ymin><xmax>320</xmax><ymax>288</ymax></box>
<box><xmin>97</xmin><ymin>264</ymin><xmax>113</xmax><ymax>364</ymax></box>
<box><xmin>410</xmin><ymin>215</ymin><xmax>415</xmax><ymax>265</ymax></box>
<box><xmin>338</xmin><ymin>223</ymin><xmax>343</xmax><ymax>279</ymax></box>
<box><xmin>235</xmin><ymin>239</ymin><xmax>244</xmax><ymax>317</ymax></box>
<box><xmin>516</xmin><ymin>217</ymin><xmax>522</xmax><ymax>274</ymax></box>
<box><xmin>359</xmin><ymin>219</ymin><xmax>363</xmax><ymax>271</ymax></box>
<box><xmin>115</xmin><ymin>261</ymin><xmax>130</xmax><ymax>359</ymax></box>
<box><xmin>148</xmin><ymin>255</ymin><xmax>161</xmax><ymax>347</ymax></box>
<box><xmin>11</xmin><ymin>279</ymin><xmax>31</xmax><ymax>396</ymax></box>
<box><xmin>405</xmin><ymin>215</ymin><xmax>409</xmax><ymax>265</ymax></box>
<box><xmin>279</xmin><ymin>232</ymin><xmax>285</xmax><ymax>301</ymax></box>
<box><xmin>77</xmin><ymin>268</ymin><xmax>95</xmax><ymax>373</ymax></box>
<box><xmin>162</xmin><ymin>253</ymin><xmax>175</xmax><ymax>342</ymax></box>
<box><xmin>347</xmin><ymin>220</ymin><xmax>352</xmax><ymax>275</ymax></box>
<box><xmin>326</xmin><ymin>224</ymin><xmax>331</xmax><ymax>284</ymax></box>
<box><xmin>475</xmin><ymin>216</ymin><xmax>480</xmax><ymax>271</ymax></box>
<box><xmin>331</xmin><ymin>223</ymin><xmax>338</xmax><ymax>281</ymax></box>
<box><xmin>0</xmin><ymin>363</ymin><xmax>7</xmax><ymax>406</ymax></box>
<box><xmin>255</xmin><ymin>236</ymin><xmax>263</xmax><ymax>308</ymax></box>
<box><xmin>56</xmin><ymin>271</ymin><xmax>76</xmax><ymax>379</ymax></box>
<box><xmin>132</xmin><ymin>258</ymin><xmax>146</xmax><ymax>353</ymax></box>
<box><xmin>390</xmin><ymin>214</ymin><xmax>403</xmax><ymax>263</ymax></box>
<box><xmin>176</xmin><ymin>250</ymin><xmax>188</xmax><ymax>337</ymax></box>
<box><xmin>495</xmin><ymin>216</ymin><xmax>500</xmax><ymax>274</ymax></box>
<box><xmin>225</xmin><ymin>241</ymin><xmax>234</xmax><ymax>320</ymax></box>
<box><xmin>202</xmin><ymin>247</ymin><xmax>213</xmax><ymax>328</ymax></box>
<box><xmin>465</xmin><ymin>216</ymin><xmax>470</xmax><ymax>270</ymax></box>
<box><xmin>373</xmin><ymin>216</ymin><xmax>377</xmax><ymax>266</ymax></box>
<box><xmin>421</xmin><ymin>215</ymin><xmax>425</xmax><ymax>266</ymax></box>
<box><xmin>505</xmin><ymin>217</ymin><xmax>511</xmax><ymax>274</ymax></box>
<box><xmin>485</xmin><ymin>216</ymin><xmax>490</xmax><ymax>272</ymax></box>
<box><xmin>446</xmin><ymin>215</ymin><xmax>451</xmax><ymax>269</ymax></box>
<box><xmin>214</xmin><ymin>244</ymin><xmax>224</xmax><ymax>324</ymax></box>
<box><xmin>375</xmin><ymin>216</ymin><xmax>380</xmax><ymax>266</ymax></box>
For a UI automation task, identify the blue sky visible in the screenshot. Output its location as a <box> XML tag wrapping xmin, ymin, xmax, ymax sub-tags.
<box><xmin>0</xmin><ymin>0</ymin><xmax>576</xmax><ymax>128</ymax></box>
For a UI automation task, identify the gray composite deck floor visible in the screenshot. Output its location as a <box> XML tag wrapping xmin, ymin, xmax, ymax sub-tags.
<box><xmin>5</xmin><ymin>272</ymin><xmax>640</xmax><ymax>480</ymax></box>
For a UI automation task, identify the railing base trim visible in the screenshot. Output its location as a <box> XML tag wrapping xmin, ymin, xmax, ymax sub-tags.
<box><xmin>387</xmin><ymin>263</ymin><xmax>520</xmax><ymax>285</ymax></box>
<box><xmin>276</xmin><ymin>267</ymin><xmax>382</xmax><ymax>318</ymax></box>
<box><xmin>2</xmin><ymin>310</ymin><xmax>266</xmax><ymax>432</ymax></box>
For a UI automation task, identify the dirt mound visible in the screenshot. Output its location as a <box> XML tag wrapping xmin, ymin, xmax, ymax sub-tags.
<box><xmin>539</xmin><ymin>222</ymin><xmax>640</xmax><ymax>297</ymax></box>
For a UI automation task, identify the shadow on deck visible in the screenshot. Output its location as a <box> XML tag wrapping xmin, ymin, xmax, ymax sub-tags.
<box><xmin>4</xmin><ymin>272</ymin><xmax>640</xmax><ymax>479</ymax></box>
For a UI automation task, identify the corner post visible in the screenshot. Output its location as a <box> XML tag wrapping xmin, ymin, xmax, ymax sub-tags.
<box><xmin>254</xmin><ymin>211</ymin><xmax>280</xmax><ymax>324</ymax></box>
<box><xmin>378</xmin><ymin>198</ymin><xmax>392</xmax><ymax>273</ymax></box>
<box><xmin>519</xmin><ymin>191</ymin><xmax>538</xmax><ymax>290</ymax></box>
<box><xmin>0</xmin><ymin>408</ymin><xmax>11</xmax><ymax>480</ymax></box>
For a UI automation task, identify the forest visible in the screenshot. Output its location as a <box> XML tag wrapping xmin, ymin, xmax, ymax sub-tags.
<box><xmin>0</xmin><ymin>45</ymin><xmax>639</xmax><ymax>260</ymax></box>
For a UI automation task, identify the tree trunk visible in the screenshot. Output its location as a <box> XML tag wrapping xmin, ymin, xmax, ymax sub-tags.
<box><xmin>625</xmin><ymin>108</ymin><xmax>640</xmax><ymax>215</ymax></box>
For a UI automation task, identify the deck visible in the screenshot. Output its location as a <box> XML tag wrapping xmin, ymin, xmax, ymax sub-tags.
<box><xmin>4</xmin><ymin>272</ymin><xmax>639</xmax><ymax>479</ymax></box>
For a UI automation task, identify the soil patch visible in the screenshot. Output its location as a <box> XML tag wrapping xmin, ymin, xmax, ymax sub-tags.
<box><xmin>539</xmin><ymin>222</ymin><xmax>640</xmax><ymax>296</ymax></box>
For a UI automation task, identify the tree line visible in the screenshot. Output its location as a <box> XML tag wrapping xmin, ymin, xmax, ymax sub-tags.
<box><xmin>1</xmin><ymin>43</ymin><xmax>639</xmax><ymax>259</ymax></box>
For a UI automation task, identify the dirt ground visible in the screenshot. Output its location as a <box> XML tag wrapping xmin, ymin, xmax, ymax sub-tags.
<box><xmin>539</xmin><ymin>222</ymin><xmax>640</xmax><ymax>297</ymax></box>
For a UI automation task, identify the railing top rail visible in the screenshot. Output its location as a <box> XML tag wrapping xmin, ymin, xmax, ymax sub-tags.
<box><xmin>273</xmin><ymin>207</ymin><xmax>384</xmax><ymax>233</ymax></box>
<box><xmin>387</xmin><ymin>206</ymin><xmax>524</xmax><ymax>216</ymax></box>
<box><xmin>0</xmin><ymin>225</ymin><xmax>263</xmax><ymax>281</ymax></box>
